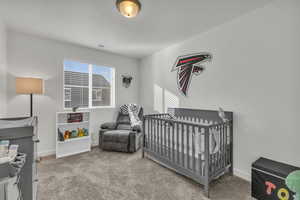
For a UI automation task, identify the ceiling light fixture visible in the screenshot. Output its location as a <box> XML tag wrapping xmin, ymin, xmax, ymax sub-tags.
<box><xmin>116</xmin><ymin>0</ymin><xmax>141</xmax><ymax>18</ymax></box>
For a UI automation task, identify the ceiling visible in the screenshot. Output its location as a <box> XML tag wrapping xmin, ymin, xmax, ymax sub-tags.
<box><xmin>0</xmin><ymin>0</ymin><xmax>273</xmax><ymax>58</ymax></box>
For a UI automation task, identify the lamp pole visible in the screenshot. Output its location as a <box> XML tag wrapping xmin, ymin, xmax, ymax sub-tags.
<box><xmin>30</xmin><ymin>93</ymin><xmax>33</xmax><ymax>117</ymax></box>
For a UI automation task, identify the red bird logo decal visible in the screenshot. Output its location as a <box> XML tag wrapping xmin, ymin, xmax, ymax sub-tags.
<box><xmin>171</xmin><ymin>53</ymin><xmax>212</xmax><ymax>96</ymax></box>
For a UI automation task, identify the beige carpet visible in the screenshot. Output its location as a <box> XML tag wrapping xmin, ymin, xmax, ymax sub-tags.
<box><xmin>37</xmin><ymin>148</ymin><xmax>251</xmax><ymax>200</ymax></box>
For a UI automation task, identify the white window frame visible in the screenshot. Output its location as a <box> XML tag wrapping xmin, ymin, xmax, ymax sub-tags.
<box><xmin>63</xmin><ymin>60</ymin><xmax>115</xmax><ymax>110</ymax></box>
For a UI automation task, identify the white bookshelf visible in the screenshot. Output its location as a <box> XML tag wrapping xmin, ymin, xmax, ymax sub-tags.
<box><xmin>56</xmin><ymin>111</ymin><xmax>91</xmax><ymax>158</ymax></box>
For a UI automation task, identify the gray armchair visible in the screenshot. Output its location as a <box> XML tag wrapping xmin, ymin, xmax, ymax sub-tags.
<box><xmin>99</xmin><ymin>108</ymin><xmax>143</xmax><ymax>153</ymax></box>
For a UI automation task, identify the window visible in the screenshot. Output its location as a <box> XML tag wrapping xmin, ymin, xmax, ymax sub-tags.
<box><xmin>64</xmin><ymin>60</ymin><xmax>115</xmax><ymax>109</ymax></box>
<box><xmin>92</xmin><ymin>88</ymin><xmax>103</xmax><ymax>102</ymax></box>
<box><xmin>64</xmin><ymin>88</ymin><xmax>71</xmax><ymax>101</ymax></box>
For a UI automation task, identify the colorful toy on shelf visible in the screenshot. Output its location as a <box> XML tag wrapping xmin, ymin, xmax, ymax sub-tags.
<box><xmin>286</xmin><ymin>170</ymin><xmax>300</xmax><ymax>200</ymax></box>
<box><xmin>71</xmin><ymin>130</ymin><xmax>77</xmax><ymax>138</ymax></box>
<box><xmin>62</xmin><ymin>128</ymin><xmax>88</xmax><ymax>141</ymax></box>
<box><xmin>78</xmin><ymin>128</ymin><xmax>84</xmax><ymax>137</ymax></box>
<box><xmin>83</xmin><ymin>128</ymin><xmax>88</xmax><ymax>136</ymax></box>
<box><xmin>64</xmin><ymin>130</ymin><xmax>71</xmax><ymax>139</ymax></box>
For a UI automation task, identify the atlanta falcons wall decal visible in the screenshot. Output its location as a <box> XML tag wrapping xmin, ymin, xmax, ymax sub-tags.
<box><xmin>171</xmin><ymin>53</ymin><xmax>212</xmax><ymax>96</ymax></box>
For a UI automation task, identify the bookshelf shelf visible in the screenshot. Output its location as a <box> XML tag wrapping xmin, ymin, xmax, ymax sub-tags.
<box><xmin>57</xmin><ymin>121</ymin><xmax>89</xmax><ymax>126</ymax></box>
<box><xmin>57</xmin><ymin>135</ymin><xmax>90</xmax><ymax>144</ymax></box>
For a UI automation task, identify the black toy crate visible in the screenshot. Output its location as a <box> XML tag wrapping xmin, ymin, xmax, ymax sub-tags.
<box><xmin>252</xmin><ymin>157</ymin><xmax>300</xmax><ymax>200</ymax></box>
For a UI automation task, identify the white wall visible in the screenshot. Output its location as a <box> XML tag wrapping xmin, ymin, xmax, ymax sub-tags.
<box><xmin>139</xmin><ymin>0</ymin><xmax>300</xmax><ymax>180</ymax></box>
<box><xmin>6</xmin><ymin>31</ymin><xmax>140</xmax><ymax>156</ymax></box>
<box><xmin>0</xmin><ymin>21</ymin><xmax>7</xmax><ymax>117</ymax></box>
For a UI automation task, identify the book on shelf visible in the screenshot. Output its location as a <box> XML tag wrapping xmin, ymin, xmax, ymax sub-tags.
<box><xmin>67</xmin><ymin>113</ymin><xmax>83</xmax><ymax>123</ymax></box>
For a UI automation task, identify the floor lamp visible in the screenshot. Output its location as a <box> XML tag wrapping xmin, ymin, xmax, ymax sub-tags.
<box><xmin>16</xmin><ymin>77</ymin><xmax>43</xmax><ymax>117</ymax></box>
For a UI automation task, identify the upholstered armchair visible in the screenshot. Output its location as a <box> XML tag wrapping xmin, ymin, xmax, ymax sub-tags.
<box><xmin>99</xmin><ymin>107</ymin><xmax>143</xmax><ymax>153</ymax></box>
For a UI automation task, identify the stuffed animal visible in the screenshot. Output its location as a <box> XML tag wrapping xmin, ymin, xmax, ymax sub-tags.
<box><xmin>77</xmin><ymin>128</ymin><xmax>84</xmax><ymax>137</ymax></box>
<box><xmin>286</xmin><ymin>170</ymin><xmax>300</xmax><ymax>200</ymax></box>
<box><xmin>64</xmin><ymin>131</ymin><xmax>70</xmax><ymax>139</ymax></box>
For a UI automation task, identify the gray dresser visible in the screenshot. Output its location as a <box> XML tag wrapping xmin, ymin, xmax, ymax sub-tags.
<box><xmin>0</xmin><ymin>122</ymin><xmax>38</xmax><ymax>200</ymax></box>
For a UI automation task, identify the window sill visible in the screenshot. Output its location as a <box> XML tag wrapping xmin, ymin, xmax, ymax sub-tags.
<box><xmin>63</xmin><ymin>106</ymin><xmax>116</xmax><ymax>112</ymax></box>
<box><xmin>89</xmin><ymin>106</ymin><xmax>116</xmax><ymax>109</ymax></box>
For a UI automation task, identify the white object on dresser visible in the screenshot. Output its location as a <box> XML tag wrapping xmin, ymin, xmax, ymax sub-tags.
<box><xmin>56</xmin><ymin>111</ymin><xmax>91</xmax><ymax>158</ymax></box>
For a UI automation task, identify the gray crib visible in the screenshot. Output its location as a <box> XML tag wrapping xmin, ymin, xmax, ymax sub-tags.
<box><xmin>142</xmin><ymin>108</ymin><xmax>233</xmax><ymax>197</ymax></box>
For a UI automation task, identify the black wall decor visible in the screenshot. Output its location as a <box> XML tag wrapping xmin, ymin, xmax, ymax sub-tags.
<box><xmin>122</xmin><ymin>75</ymin><xmax>133</xmax><ymax>88</ymax></box>
<box><xmin>171</xmin><ymin>53</ymin><xmax>212</xmax><ymax>96</ymax></box>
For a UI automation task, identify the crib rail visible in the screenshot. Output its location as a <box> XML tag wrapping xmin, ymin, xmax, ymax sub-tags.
<box><xmin>142</xmin><ymin>109</ymin><xmax>233</xmax><ymax>197</ymax></box>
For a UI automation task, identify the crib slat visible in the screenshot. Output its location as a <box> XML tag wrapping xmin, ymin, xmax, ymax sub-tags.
<box><xmin>229</xmin><ymin>124</ymin><xmax>231</xmax><ymax>166</ymax></box>
<box><xmin>167</xmin><ymin>123</ymin><xmax>171</xmax><ymax>160</ymax></box>
<box><xmin>161</xmin><ymin>120</ymin><xmax>163</xmax><ymax>155</ymax></box>
<box><xmin>218</xmin><ymin>125</ymin><xmax>221</xmax><ymax>170</ymax></box>
<box><xmin>151</xmin><ymin>118</ymin><xmax>153</xmax><ymax>151</ymax></box>
<box><xmin>192</xmin><ymin>126</ymin><xmax>196</xmax><ymax>172</ymax></box>
<box><xmin>158</xmin><ymin>119</ymin><xmax>160</xmax><ymax>155</ymax></box>
<box><xmin>176</xmin><ymin>122</ymin><xmax>180</xmax><ymax>164</ymax></box>
<box><xmin>147</xmin><ymin>118</ymin><xmax>150</xmax><ymax>149</ymax></box>
<box><xmin>215</xmin><ymin>127</ymin><xmax>218</xmax><ymax>170</ymax></box>
<box><xmin>155</xmin><ymin>119</ymin><xmax>158</xmax><ymax>153</ymax></box>
<box><xmin>161</xmin><ymin>119</ymin><xmax>163</xmax><ymax>155</ymax></box>
<box><xmin>230</xmin><ymin>121</ymin><xmax>233</xmax><ymax>172</ymax></box>
<box><xmin>160</xmin><ymin>120</ymin><xmax>164</xmax><ymax>156</ymax></box>
<box><xmin>220</xmin><ymin>124</ymin><xmax>224</xmax><ymax>169</ymax></box>
<box><xmin>215</xmin><ymin>126</ymin><xmax>218</xmax><ymax>170</ymax></box>
<box><xmin>210</xmin><ymin>128</ymin><xmax>214</xmax><ymax>174</ymax></box>
<box><xmin>225</xmin><ymin>124</ymin><xmax>228</xmax><ymax>166</ymax></box>
<box><xmin>148</xmin><ymin>118</ymin><xmax>151</xmax><ymax>150</ymax></box>
<box><xmin>160</xmin><ymin>120</ymin><xmax>165</xmax><ymax>156</ymax></box>
<box><xmin>156</xmin><ymin>119</ymin><xmax>159</xmax><ymax>153</ymax></box>
<box><xmin>181</xmin><ymin>124</ymin><xmax>185</xmax><ymax>167</ymax></box>
<box><xmin>164</xmin><ymin>121</ymin><xmax>167</xmax><ymax>157</ymax></box>
<box><xmin>204</xmin><ymin>127</ymin><xmax>210</xmax><ymax>182</ymax></box>
<box><xmin>149</xmin><ymin>118</ymin><xmax>151</xmax><ymax>151</ymax></box>
<box><xmin>172</xmin><ymin>123</ymin><xmax>175</xmax><ymax>162</ymax></box>
<box><xmin>187</xmin><ymin>125</ymin><xmax>190</xmax><ymax>169</ymax></box>
<box><xmin>198</xmin><ymin>128</ymin><xmax>203</xmax><ymax>176</ymax></box>
<box><xmin>216</xmin><ymin>125</ymin><xmax>220</xmax><ymax>170</ymax></box>
<box><xmin>152</xmin><ymin>119</ymin><xmax>154</xmax><ymax>152</ymax></box>
<box><xmin>224</xmin><ymin>124</ymin><xmax>227</xmax><ymax>167</ymax></box>
<box><xmin>156</xmin><ymin>119</ymin><xmax>159</xmax><ymax>154</ymax></box>
<box><xmin>152</xmin><ymin>118</ymin><xmax>155</xmax><ymax>152</ymax></box>
<box><xmin>223</xmin><ymin>124</ymin><xmax>226</xmax><ymax>168</ymax></box>
<box><xmin>219</xmin><ymin>125</ymin><xmax>222</xmax><ymax>169</ymax></box>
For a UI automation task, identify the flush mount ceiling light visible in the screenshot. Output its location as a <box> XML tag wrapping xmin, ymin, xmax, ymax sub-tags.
<box><xmin>116</xmin><ymin>0</ymin><xmax>141</xmax><ymax>18</ymax></box>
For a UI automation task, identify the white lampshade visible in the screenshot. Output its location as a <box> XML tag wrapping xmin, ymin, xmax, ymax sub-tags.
<box><xmin>16</xmin><ymin>77</ymin><xmax>43</xmax><ymax>94</ymax></box>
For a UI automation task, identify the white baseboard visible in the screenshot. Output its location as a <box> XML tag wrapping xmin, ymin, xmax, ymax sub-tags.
<box><xmin>38</xmin><ymin>145</ymin><xmax>98</xmax><ymax>158</ymax></box>
<box><xmin>38</xmin><ymin>149</ymin><xmax>56</xmax><ymax>158</ymax></box>
<box><xmin>234</xmin><ymin>168</ymin><xmax>251</xmax><ymax>182</ymax></box>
